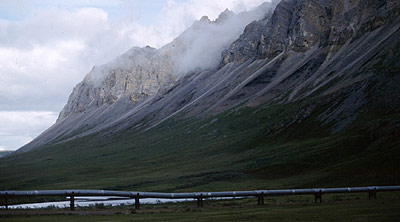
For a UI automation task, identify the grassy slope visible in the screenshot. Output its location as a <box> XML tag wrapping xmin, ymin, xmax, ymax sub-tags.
<box><xmin>0</xmin><ymin>94</ymin><xmax>399</xmax><ymax>191</ymax></box>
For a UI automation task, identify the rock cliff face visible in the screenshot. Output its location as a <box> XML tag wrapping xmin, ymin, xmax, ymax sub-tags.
<box><xmin>222</xmin><ymin>0</ymin><xmax>400</xmax><ymax>64</ymax></box>
<box><xmin>17</xmin><ymin>0</ymin><xmax>400</xmax><ymax>153</ymax></box>
<box><xmin>57</xmin><ymin>46</ymin><xmax>175</xmax><ymax>121</ymax></box>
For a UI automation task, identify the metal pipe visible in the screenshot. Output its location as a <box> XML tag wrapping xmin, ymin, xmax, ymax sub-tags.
<box><xmin>1</xmin><ymin>185</ymin><xmax>399</xmax><ymax>200</ymax></box>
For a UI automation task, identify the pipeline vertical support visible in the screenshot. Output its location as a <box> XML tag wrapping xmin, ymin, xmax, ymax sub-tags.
<box><xmin>197</xmin><ymin>194</ymin><xmax>203</xmax><ymax>208</ymax></box>
<box><xmin>70</xmin><ymin>192</ymin><xmax>75</xmax><ymax>211</ymax></box>
<box><xmin>315</xmin><ymin>190</ymin><xmax>322</xmax><ymax>203</ymax></box>
<box><xmin>257</xmin><ymin>192</ymin><xmax>264</xmax><ymax>205</ymax></box>
<box><xmin>369</xmin><ymin>188</ymin><xmax>377</xmax><ymax>200</ymax></box>
<box><xmin>261</xmin><ymin>192</ymin><xmax>264</xmax><ymax>205</ymax></box>
<box><xmin>4</xmin><ymin>192</ymin><xmax>8</xmax><ymax>210</ymax></box>
<box><xmin>135</xmin><ymin>193</ymin><xmax>140</xmax><ymax>210</ymax></box>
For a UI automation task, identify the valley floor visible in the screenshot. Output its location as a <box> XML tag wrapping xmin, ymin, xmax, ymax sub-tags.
<box><xmin>1</xmin><ymin>192</ymin><xmax>399</xmax><ymax>222</ymax></box>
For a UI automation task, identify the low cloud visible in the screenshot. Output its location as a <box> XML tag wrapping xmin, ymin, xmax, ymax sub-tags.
<box><xmin>169</xmin><ymin>3</ymin><xmax>272</xmax><ymax>75</ymax></box>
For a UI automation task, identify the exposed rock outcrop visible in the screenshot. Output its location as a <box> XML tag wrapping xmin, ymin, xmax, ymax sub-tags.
<box><xmin>221</xmin><ymin>0</ymin><xmax>400</xmax><ymax>65</ymax></box>
<box><xmin>57</xmin><ymin>46</ymin><xmax>175</xmax><ymax>121</ymax></box>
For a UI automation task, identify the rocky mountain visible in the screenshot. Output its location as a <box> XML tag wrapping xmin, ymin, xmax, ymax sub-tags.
<box><xmin>18</xmin><ymin>0</ymin><xmax>400</xmax><ymax>153</ymax></box>
<box><xmin>3</xmin><ymin>0</ymin><xmax>399</xmax><ymax>191</ymax></box>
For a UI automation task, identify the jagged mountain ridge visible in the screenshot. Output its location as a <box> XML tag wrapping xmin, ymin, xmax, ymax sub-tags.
<box><xmin>17</xmin><ymin>0</ymin><xmax>400</xmax><ymax>154</ymax></box>
<box><xmin>57</xmin><ymin>1</ymin><xmax>276</xmax><ymax>122</ymax></box>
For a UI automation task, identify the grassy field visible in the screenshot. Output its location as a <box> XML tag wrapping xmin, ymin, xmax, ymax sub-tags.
<box><xmin>1</xmin><ymin>193</ymin><xmax>400</xmax><ymax>222</ymax></box>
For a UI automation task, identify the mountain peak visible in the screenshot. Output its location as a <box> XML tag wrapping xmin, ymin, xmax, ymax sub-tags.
<box><xmin>199</xmin><ymin>15</ymin><xmax>210</xmax><ymax>22</ymax></box>
<box><xmin>215</xmin><ymin>8</ymin><xmax>235</xmax><ymax>23</ymax></box>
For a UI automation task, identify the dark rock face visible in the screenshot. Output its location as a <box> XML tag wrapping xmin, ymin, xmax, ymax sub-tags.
<box><xmin>17</xmin><ymin>0</ymin><xmax>400</xmax><ymax>153</ymax></box>
<box><xmin>221</xmin><ymin>0</ymin><xmax>400</xmax><ymax>65</ymax></box>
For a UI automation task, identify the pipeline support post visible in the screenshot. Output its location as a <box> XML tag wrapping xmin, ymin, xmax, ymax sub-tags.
<box><xmin>135</xmin><ymin>193</ymin><xmax>140</xmax><ymax>210</ymax></box>
<box><xmin>257</xmin><ymin>192</ymin><xmax>264</xmax><ymax>205</ymax></box>
<box><xmin>4</xmin><ymin>192</ymin><xmax>8</xmax><ymax>210</ymax></box>
<box><xmin>70</xmin><ymin>192</ymin><xmax>75</xmax><ymax>211</ymax></box>
<box><xmin>369</xmin><ymin>188</ymin><xmax>377</xmax><ymax>200</ymax></box>
<box><xmin>197</xmin><ymin>194</ymin><xmax>203</xmax><ymax>208</ymax></box>
<box><xmin>314</xmin><ymin>190</ymin><xmax>322</xmax><ymax>203</ymax></box>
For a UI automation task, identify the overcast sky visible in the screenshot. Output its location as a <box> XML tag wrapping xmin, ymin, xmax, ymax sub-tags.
<box><xmin>0</xmin><ymin>0</ymin><xmax>268</xmax><ymax>151</ymax></box>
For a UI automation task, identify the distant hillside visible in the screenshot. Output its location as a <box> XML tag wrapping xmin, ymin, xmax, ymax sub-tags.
<box><xmin>0</xmin><ymin>151</ymin><xmax>13</xmax><ymax>158</ymax></box>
